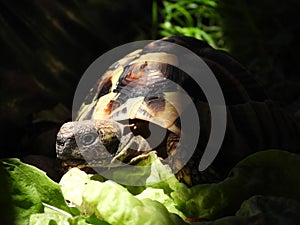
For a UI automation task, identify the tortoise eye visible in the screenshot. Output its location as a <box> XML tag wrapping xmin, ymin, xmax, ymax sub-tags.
<box><xmin>81</xmin><ymin>133</ymin><xmax>98</xmax><ymax>146</ymax></box>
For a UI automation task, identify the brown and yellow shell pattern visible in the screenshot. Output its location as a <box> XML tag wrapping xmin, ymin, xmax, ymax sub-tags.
<box><xmin>56</xmin><ymin>36</ymin><xmax>300</xmax><ymax>185</ymax></box>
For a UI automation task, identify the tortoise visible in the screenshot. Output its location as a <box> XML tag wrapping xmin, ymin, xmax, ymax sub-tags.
<box><xmin>56</xmin><ymin>36</ymin><xmax>300</xmax><ymax>186</ymax></box>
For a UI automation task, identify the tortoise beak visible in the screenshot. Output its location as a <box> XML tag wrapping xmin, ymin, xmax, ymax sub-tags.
<box><xmin>56</xmin><ymin>136</ymin><xmax>78</xmax><ymax>160</ymax></box>
<box><xmin>56</xmin><ymin>121</ymin><xmax>83</xmax><ymax>160</ymax></box>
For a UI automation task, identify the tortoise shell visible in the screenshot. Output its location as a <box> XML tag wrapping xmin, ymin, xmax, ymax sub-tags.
<box><xmin>57</xmin><ymin>36</ymin><xmax>300</xmax><ymax>185</ymax></box>
<box><xmin>77</xmin><ymin>36</ymin><xmax>267</xmax><ymax>124</ymax></box>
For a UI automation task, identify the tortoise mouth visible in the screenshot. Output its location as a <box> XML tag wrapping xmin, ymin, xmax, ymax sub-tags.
<box><xmin>59</xmin><ymin>158</ymin><xmax>115</xmax><ymax>174</ymax></box>
<box><xmin>59</xmin><ymin>150</ymin><xmax>156</xmax><ymax>174</ymax></box>
<box><xmin>60</xmin><ymin>158</ymin><xmax>114</xmax><ymax>168</ymax></box>
<box><xmin>60</xmin><ymin>159</ymin><xmax>99</xmax><ymax>174</ymax></box>
<box><xmin>61</xmin><ymin>159</ymin><xmax>88</xmax><ymax>167</ymax></box>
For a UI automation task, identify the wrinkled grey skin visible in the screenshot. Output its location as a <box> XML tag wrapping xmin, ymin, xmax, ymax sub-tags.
<box><xmin>56</xmin><ymin>120</ymin><xmax>152</xmax><ymax>167</ymax></box>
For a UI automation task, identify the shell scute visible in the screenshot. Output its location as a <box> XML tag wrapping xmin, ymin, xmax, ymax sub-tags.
<box><xmin>78</xmin><ymin>36</ymin><xmax>269</xmax><ymax>137</ymax></box>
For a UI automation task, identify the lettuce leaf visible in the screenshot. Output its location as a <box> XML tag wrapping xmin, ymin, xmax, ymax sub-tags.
<box><xmin>3</xmin><ymin>149</ymin><xmax>300</xmax><ymax>225</ymax></box>
<box><xmin>0</xmin><ymin>165</ymin><xmax>14</xmax><ymax>225</ymax></box>
<box><xmin>60</xmin><ymin>150</ymin><xmax>300</xmax><ymax>224</ymax></box>
<box><xmin>0</xmin><ymin>158</ymin><xmax>70</xmax><ymax>225</ymax></box>
<box><xmin>59</xmin><ymin>167</ymin><xmax>92</xmax><ymax>207</ymax></box>
<box><xmin>29</xmin><ymin>204</ymin><xmax>110</xmax><ymax>225</ymax></box>
<box><xmin>96</xmin><ymin>152</ymin><xmax>179</xmax><ymax>195</ymax></box>
<box><xmin>79</xmin><ymin>179</ymin><xmax>187</xmax><ymax>225</ymax></box>
<box><xmin>171</xmin><ymin>150</ymin><xmax>300</xmax><ymax>220</ymax></box>
<box><xmin>136</xmin><ymin>187</ymin><xmax>186</xmax><ymax>219</ymax></box>
<box><xmin>59</xmin><ymin>165</ymin><xmax>188</xmax><ymax>225</ymax></box>
<box><xmin>189</xmin><ymin>195</ymin><xmax>300</xmax><ymax>225</ymax></box>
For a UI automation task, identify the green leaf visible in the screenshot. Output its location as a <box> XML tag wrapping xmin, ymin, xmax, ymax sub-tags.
<box><xmin>171</xmin><ymin>150</ymin><xmax>300</xmax><ymax>220</ymax></box>
<box><xmin>29</xmin><ymin>213</ymin><xmax>99</xmax><ymax>225</ymax></box>
<box><xmin>59</xmin><ymin>156</ymin><xmax>188</xmax><ymax>225</ymax></box>
<box><xmin>136</xmin><ymin>187</ymin><xmax>186</xmax><ymax>219</ymax></box>
<box><xmin>59</xmin><ymin>167</ymin><xmax>91</xmax><ymax>207</ymax></box>
<box><xmin>30</xmin><ymin>202</ymin><xmax>109</xmax><ymax>225</ymax></box>
<box><xmin>191</xmin><ymin>196</ymin><xmax>300</xmax><ymax>225</ymax></box>
<box><xmin>237</xmin><ymin>195</ymin><xmax>300</xmax><ymax>222</ymax></box>
<box><xmin>80</xmin><ymin>180</ymin><xmax>186</xmax><ymax>225</ymax></box>
<box><xmin>0</xmin><ymin>158</ymin><xmax>71</xmax><ymax>225</ymax></box>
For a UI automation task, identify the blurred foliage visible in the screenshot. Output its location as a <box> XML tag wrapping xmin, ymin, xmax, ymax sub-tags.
<box><xmin>157</xmin><ymin>0</ymin><xmax>300</xmax><ymax>109</ymax></box>
<box><xmin>218</xmin><ymin>0</ymin><xmax>300</xmax><ymax>106</ymax></box>
<box><xmin>157</xmin><ymin>0</ymin><xmax>224</xmax><ymax>48</ymax></box>
<box><xmin>0</xmin><ymin>0</ymin><xmax>153</xmax><ymax>158</ymax></box>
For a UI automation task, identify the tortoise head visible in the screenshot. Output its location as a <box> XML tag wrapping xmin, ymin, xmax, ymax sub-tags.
<box><xmin>56</xmin><ymin>120</ymin><xmax>123</xmax><ymax>167</ymax></box>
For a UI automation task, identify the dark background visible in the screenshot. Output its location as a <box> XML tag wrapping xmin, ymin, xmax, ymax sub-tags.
<box><xmin>1</xmin><ymin>0</ymin><xmax>300</xmax><ymax>164</ymax></box>
<box><xmin>0</xmin><ymin>0</ymin><xmax>154</xmax><ymax>160</ymax></box>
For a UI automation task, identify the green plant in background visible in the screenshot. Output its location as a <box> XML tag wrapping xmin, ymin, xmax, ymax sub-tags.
<box><xmin>157</xmin><ymin>0</ymin><xmax>300</xmax><ymax>110</ymax></box>
<box><xmin>157</xmin><ymin>0</ymin><xmax>224</xmax><ymax>49</ymax></box>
